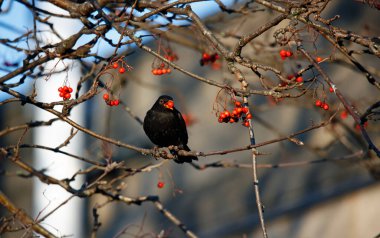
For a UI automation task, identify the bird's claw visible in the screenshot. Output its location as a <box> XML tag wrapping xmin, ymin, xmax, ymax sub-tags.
<box><xmin>168</xmin><ymin>145</ymin><xmax>178</xmax><ymax>151</ymax></box>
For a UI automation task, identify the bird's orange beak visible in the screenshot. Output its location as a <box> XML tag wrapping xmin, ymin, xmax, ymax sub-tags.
<box><xmin>164</xmin><ymin>100</ymin><xmax>174</xmax><ymax>110</ymax></box>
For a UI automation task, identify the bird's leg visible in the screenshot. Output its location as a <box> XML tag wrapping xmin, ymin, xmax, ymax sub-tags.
<box><xmin>168</xmin><ymin>145</ymin><xmax>180</xmax><ymax>160</ymax></box>
<box><xmin>167</xmin><ymin>145</ymin><xmax>177</xmax><ymax>151</ymax></box>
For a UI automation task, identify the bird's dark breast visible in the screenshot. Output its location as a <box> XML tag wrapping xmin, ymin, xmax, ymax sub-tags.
<box><xmin>143</xmin><ymin>110</ymin><xmax>185</xmax><ymax>147</ymax></box>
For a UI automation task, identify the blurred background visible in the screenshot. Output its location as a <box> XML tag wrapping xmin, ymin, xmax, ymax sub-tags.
<box><xmin>1</xmin><ymin>0</ymin><xmax>380</xmax><ymax>237</ymax></box>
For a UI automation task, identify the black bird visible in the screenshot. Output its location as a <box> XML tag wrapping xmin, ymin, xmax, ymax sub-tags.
<box><xmin>143</xmin><ymin>95</ymin><xmax>198</xmax><ymax>163</ymax></box>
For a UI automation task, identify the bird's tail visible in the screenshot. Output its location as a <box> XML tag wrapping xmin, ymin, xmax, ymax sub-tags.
<box><xmin>173</xmin><ymin>144</ymin><xmax>198</xmax><ymax>164</ymax></box>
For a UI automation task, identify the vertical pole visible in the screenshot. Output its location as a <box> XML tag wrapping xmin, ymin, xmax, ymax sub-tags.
<box><xmin>32</xmin><ymin>4</ymin><xmax>84</xmax><ymax>237</ymax></box>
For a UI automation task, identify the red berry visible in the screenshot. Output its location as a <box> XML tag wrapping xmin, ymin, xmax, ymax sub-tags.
<box><xmin>59</xmin><ymin>92</ymin><xmax>65</xmax><ymax>97</ymax></box>
<box><xmin>235</xmin><ymin>101</ymin><xmax>242</xmax><ymax>107</ymax></box>
<box><xmin>63</xmin><ymin>86</ymin><xmax>69</xmax><ymax>92</ymax></box>
<box><xmin>229</xmin><ymin>118</ymin><xmax>235</xmax><ymax>123</ymax></box>
<box><xmin>103</xmin><ymin>93</ymin><xmax>109</xmax><ymax>100</ymax></box>
<box><xmin>316</xmin><ymin>57</ymin><xmax>322</xmax><ymax>62</ymax></box>
<box><xmin>113</xmin><ymin>99</ymin><xmax>120</xmax><ymax>106</ymax></box>
<box><xmin>68</xmin><ymin>87</ymin><xmax>73</xmax><ymax>93</ymax></box>
<box><xmin>236</xmin><ymin>107</ymin><xmax>243</xmax><ymax>114</ymax></box>
<box><xmin>232</xmin><ymin>109</ymin><xmax>238</xmax><ymax>116</ymax></box>
<box><xmin>323</xmin><ymin>103</ymin><xmax>329</xmax><ymax>110</ymax></box>
<box><xmin>157</xmin><ymin>69</ymin><xmax>163</xmax><ymax>75</ymax></box>
<box><xmin>202</xmin><ymin>53</ymin><xmax>210</xmax><ymax>60</ymax></box>
<box><xmin>329</xmin><ymin>87</ymin><xmax>334</xmax><ymax>93</ymax></box>
<box><xmin>243</xmin><ymin>121</ymin><xmax>250</xmax><ymax>127</ymax></box>
<box><xmin>315</xmin><ymin>100</ymin><xmax>322</xmax><ymax>107</ymax></box>
<box><xmin>64</xmin><ymin>93</ymin><xmax>71</xmax><ymax>100</ymax></box>
<box><xmin>152</xmin><ymin>69</ymin><xmax>158</xmax><ymax>75</ymax></box>
<box><xmin>242</xmin><ymin>107</ymin><xmax>248</xmax><ymax>114</ymax></box>
<box><xmin>224</xmin><ymin>110</ymin><xmax>230</xmax><ymax>117</ymax></box>
<box><xmin>112</xmin><ymin>62</ymin><xmax>118</xmax><ymax>69</ymax></box>
<box><xmin>340</xmin><ymin>111</ymin><xmax>348</xmax><ymax>119</ymax></box>
<box><xmin>167</xmin><ymin>68</ymin><xmax>171</xmax><ymax>73</ymax></box>
<box><xmin>218</xmin><ymin>117</ymin><xmax>223</xmax><ymax>123</ymax></box>
<box><xmin>246</xmin><ymin>113</ymin><xmax>252</xmax><ymax>119</ymax></box>
<box><xmin>161</xmin><ymin>68</ymin><xmax>167</xmax><ymax>74</ymax></box>
<box><xmin>296</xmin><ymin>76</ymin><xmax>303</xmax><ymax>83</ymax></box>
<box><xmin>119</xmin><ymin>67</ymin><xmax>126</xmax><ymax>74</ymax></box>
<box><xmin>220</xmin><ymin>113</ymin><xmax>227</xmax><ymax>119</ymax></box>
<box><xmin>157</xmin><ymin>181</ymin><xmax>165</xmax><ymax>188</ymax></box>
<box><xmin>280</xmin><ymin>49</ymin><xmax>287</xmax><ymax>57</ymax></box>
<box><xmin>58</xmin><ymin>87</ymin><xmax>63</xmax><ymax>92</ymax></box>
<box><xmin>286</xmin><ymin>51</ymin><xmax>293</xmax><ymax>57</ymax></box>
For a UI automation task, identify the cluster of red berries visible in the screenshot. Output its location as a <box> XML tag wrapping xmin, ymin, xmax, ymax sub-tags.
<box><xmin>200</xmin><ymin>52</ymin><xmax>219</xmax><ymax>66</ymax></box>
<box><xmin>279</xmin><ymin>49</ymin><xmax>293</xmax><ymax>60</ymax></box>
<box><xmin>157</xmin><ymin>181</ymin><xmax>165</xmax><ymax>189</ymax></box>
<box><xmin>315</xmin><ymin>99</ymin><xmax>329</xmax><ymax>110</ymax></box>
<box><xmin>103</xmin><ymin>93</ymin><xmax>120</xmax><ymax>107</ymax></box>
<box><xmin>152</xmin><ymin>67</ymin><xmax>171</xmax><ymax>75</ymax></box>
<box><xmin>164</xmin><ymin>52</ymin><xmax>178</xmax><ymax>62</ymax></box>
<box><xmin>58</xmin><ymin>86</ymin><xmax>73</xmax><ymax>100</ymax></box>
<box><xmin>218</xmin><ymin>101</ymin><xmax>252</xmax><ymax>127</ymax></box>
<box><xmin>112</xmin><ymin>62</ymin><xmax>127</xmax><ymax>74</ymax></box>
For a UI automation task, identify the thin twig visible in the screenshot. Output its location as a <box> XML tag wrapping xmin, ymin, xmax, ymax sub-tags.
<box><xmin>0</xmin><ymin>190</ymin><xmax>57</xmax><ymax>238</ymax></box>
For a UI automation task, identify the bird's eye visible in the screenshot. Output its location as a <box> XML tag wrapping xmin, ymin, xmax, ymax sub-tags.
<box><xmin>159</xmin><ymin>99</ymin><xmax>164</xmax><ymax>104</ymax></box>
